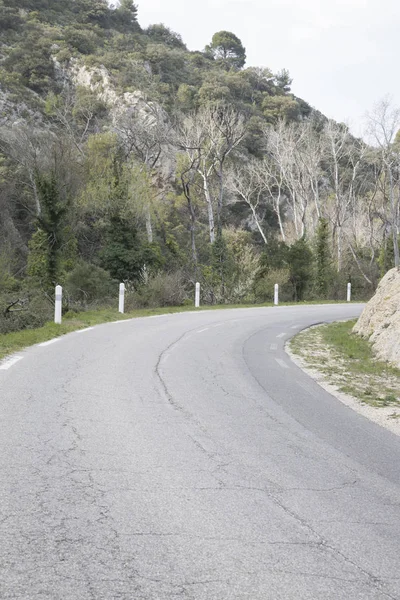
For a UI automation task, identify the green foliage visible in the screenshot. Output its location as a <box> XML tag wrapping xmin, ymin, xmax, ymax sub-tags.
<box><xmin>145</xmin><ymin>24</ymin><xmax>185</xmax><ymax>49</ymax></box>
<box><xmin>99</xmin><ymin>215</ymin><xmax>164</xmax><ymax>283</ymax></box>
<box><xmin>27</xmin><ymin>172</ymin><xmax>73</xmax><ymax>290</ymax></box>
<box><xmin>0</xmin><ymin>4</ymin><xmax>23</xmax><ymax>31</ymax></box>
<box><xmin>27</xmin><ymin>229</ymin><xmax>50</xmax><ymax>283</ymax></box>
<box><xmin>64</xmin><ymin>25</ymin><xmax>101</xmax><ymax>54</ymax></box>
<box><xmin>129</xmin><ymin>271</ymin><xmax>187</xmax><ymax>308</ymax></box>
<box><xmin>111</xmin><ymin>0</ymin><xmax>139</xmax><ymax>33</ymax></box>
<box><xmin>254</xmin><ymin>268</ymin><xmax>290</xmax><ymax>303</ymax></box>
<box><xmin>222</xmin><ymin>229</ymin><xmax>259</xmax><ymax>302</ymax></box>
<box><xmin>4</xmin><ymin>25</ymin><xmax>57</xmax><ymax>93</ymax></box>
<box><xmin>315</xmin><ymin>218</ymin><xmax>332</xmax><ymax>297</ymax></box>
<box><xmin>378</xmin><ymin>235</ymin><xmax>399</xmax><ymax>277</ymax></box>
<box><xmin>254</xmin><ymin>241</ymin><xmax>292</xmax><ymax>302</ymax></box>
<box><xmin>208</xmin><ymin>230</ymin><xmax>234</xmax><ymax>302</ymax></box>
<box><xmin>262</xmin><ymin>95</ymin><xmax>301</xmax><ymax>123</ymax></box>
<box><xmin>206</xmin><ymin>31</ymin><xmax>246</xmax><ymax>70</ymax></box>
<box><xmin>287</xmin><ymin>238</ymin><xmax>314</xmax><ymax>301</ymax></box>
<box><xmin>65</xmin><ymin>262</ymin><xmax>116</xmax><ymax>305</ymax></box>
<box><xmin>0</xmin><ymin>0</ymin><xmax>379</xmax><ymax>340</ymax></box>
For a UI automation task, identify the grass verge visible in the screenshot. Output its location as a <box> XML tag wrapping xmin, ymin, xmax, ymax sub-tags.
<box><xmin>289</xmin><ymin>320</ymin><xmax>400</xmax><ymax>414</ymax></box>
<box><xmin>0</xmin><ymin>300</ymin><xmax>355</xmax><ymax>362</ymax></box>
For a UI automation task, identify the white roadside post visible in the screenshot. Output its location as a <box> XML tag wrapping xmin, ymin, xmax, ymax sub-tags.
<box><xmin>195</xmin><ymin>282</ymin><xmax>201</xmax><ymax>308</ymax></box>
<box><xmin>119</xmin><ymin>283</ymin><xmax>125</xmax><ymax>314</ymax></box>
<box><xmin>274</xmin><ymin>284</ymin><xmax>279</xmax><ymax>306</ymax></box>
<box><xmin>54</xmin><ymin>285</ymin><xmax>62</xmax><ymax>325</ymax></box>
<box><xmin>347</xmin><ymin>282</ymin><xmax>352</xmax><ymax>303</ymax></box>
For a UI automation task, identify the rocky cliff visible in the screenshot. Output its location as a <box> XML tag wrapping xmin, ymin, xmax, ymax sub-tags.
<box><xmin>353</xmin><ymin>268</ymin><xmax>400</xmax><ymax>368</ymax></box>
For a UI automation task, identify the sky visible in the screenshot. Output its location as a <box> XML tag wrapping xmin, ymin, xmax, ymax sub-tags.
<box><xmin>135</xmin><ymin>0</ymin><xmax>400</xmax><ymax>137</ymax></box>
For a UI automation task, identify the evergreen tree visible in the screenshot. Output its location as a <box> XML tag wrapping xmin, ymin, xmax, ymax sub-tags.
<box><xmin>315</xmin><ymin>218</ymin><xmax>332</xmax><ymax>297</ymax></box>
<box><xmin>27</xmin><ymin>172</ymin><xmax>70</xmax><ymax>290</ymax></box>
<box><xmin>206</xmin><ymin>31</ymin><xmax>246</xmax><ymax>70</ymax></box>
<box><xmin>100</xmin><ymin>215</ymin><xmax>163</xmax><ymax>283</ymax></box>
<box><xmin>288</xmin><ymin>238</ymin><xmax>313</xmax><ymax>301</ymax></box>
<box><xmin>210</xmin><ymin>230</ymin><xmax>230</xmax><ymax>302</ymax></box>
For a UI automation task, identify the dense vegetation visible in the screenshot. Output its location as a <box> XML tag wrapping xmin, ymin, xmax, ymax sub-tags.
<box><xmin>1</xmin><ymin>0</ymin><xmax>399</xmax><ymax>333</ymax></box>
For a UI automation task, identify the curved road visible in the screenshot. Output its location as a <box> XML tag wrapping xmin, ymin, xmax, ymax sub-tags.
<box><xmin>1</xmin><ymin>304</ymin><xmax>400</xmax><ymax>599</ymax></box>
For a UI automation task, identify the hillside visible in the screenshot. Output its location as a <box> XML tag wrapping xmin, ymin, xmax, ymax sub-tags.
<box><xmin>0</xmin><ymin>0</ymin><xmax>399</xmax><ymax>331</ymax></box>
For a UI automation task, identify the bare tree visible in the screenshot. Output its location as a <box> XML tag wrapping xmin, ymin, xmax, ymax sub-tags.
<box><xmin>321</xmin><ymin>120</ymin><xmax>366</xmax><ymax>271</ymax></box>
<box><xmin>366</xmin><ymin>97</ymin><xmax>400</xmax><ymax>268</ymax></box>
<box><xmin>267</xmin><ymin>121</ymin><xmax>309</xmax><ymax>239</ymax></box>
<box><xmin>0</xmin><ymin>125</ymin><xmax>58</xmax><ymax>216</ymax></box>
<box><xmin>179</xmin><ymin>154</ymin><xmax>200</xmax><ymax>269</ymax></box>
<box><xmin>176</xmin><ymin>104</ymin><xmax>246</xmax><ymax>244</ymax></box>
<box><xmin>227</xmin><ymin>158</ymin><xmax>268</xmax><ymax>245</ymax></box>
<box><xmin>114</xmin><ymin>101</ymin><xmax>173</xmax><ymax>242</ymax></box>
<box><xmin>46</xmin><ymin>86</ymin><xmax>102</xmax><ymax>158</ymax></box>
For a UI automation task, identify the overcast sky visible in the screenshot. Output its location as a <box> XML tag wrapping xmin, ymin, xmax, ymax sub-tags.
<box><xmin>135</xmin><ymin>0</ymin><xmax>400</xmax><ymax>136</ymax></box>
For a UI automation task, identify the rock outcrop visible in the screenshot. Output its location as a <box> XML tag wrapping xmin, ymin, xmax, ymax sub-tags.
<box><xmin>353</xmin><ymin>268</ymin><xmax>400</xmax><ymax>368</ymax></box>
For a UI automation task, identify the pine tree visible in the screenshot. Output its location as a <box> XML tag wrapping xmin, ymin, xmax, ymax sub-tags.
<box><xmin>315</xmin><ymin>218</ymin><xmax>331</xmax><ymax>297</ymax></box>
<box><xmin>27</xmin><ymin>172</ymin><xmax>69</xmax><ymax>290</ymax></box>
<box><xmin>288</xmin><ymin>238</ymin><xmax>313</xmax><ymax>301</ymax></box>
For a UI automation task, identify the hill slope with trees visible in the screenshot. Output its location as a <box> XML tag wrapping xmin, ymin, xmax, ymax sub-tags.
<box><xmin>0</xmin><ymin>0</ymin><xmax>399</xmax><ymax>331</ymax></box>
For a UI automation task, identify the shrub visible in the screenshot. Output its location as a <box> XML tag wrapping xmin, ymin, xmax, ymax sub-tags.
<box><xmin>0</xmin><ymin>289</ymin><xmax>53</xmax><ymax>334</ymax></box>
<box><xmin>254</xmin><ymin>268</ymin><xmax>290</xmax><ymax>303</ymax></box>
<box><xmin>126</xmin><ymin>271</ymin><xmax>187</xmax><ymax>309</ymax></box>
<box><xmin>65</xmin><ymin>262</ymin><xmax>116</xmax><ymax>306</ymax></box>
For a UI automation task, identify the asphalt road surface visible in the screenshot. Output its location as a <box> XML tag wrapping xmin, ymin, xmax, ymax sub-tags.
<box><xmin>1</xmin><ymin>304</ymin><xmax>400</xmax><ymax>600</ymax></box>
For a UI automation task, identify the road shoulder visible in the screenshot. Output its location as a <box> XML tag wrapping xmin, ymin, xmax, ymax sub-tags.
<box><xmin>286</xmin><ymin>322</ymin><xmax>400</xmax><ymax>437</ymax></box>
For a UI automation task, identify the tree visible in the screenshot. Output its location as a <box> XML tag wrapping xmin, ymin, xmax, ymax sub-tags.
<box><xmin>27</xmin><ymin>172</ymin><xmax>72</xmax><ymax>290</ymax></box>
<box><xmin>315</xmin><ymin>218</ymin><xmax>332</xmax><ymax>297</ymax></box>
<box><xmin>206</xmin><ymin>31</ymin><xmax>246</xmax><ymax>70</ymax></box>
<box><xmin>227</xmin><ymin>159</ymin><xmax>268</xmax><ymax>245</ymax></box>
<box><xmin>322</xmin><ymin>120</ymin><xmax>367</xmax><ymax>271</ymax></box>
<box><xmin>176</xmin><ymin>104</ymin><xmax>246</xmax><ymax>244</ymax></box>
<box><xmin>145</xmin><ymin>24</ymin><xmax>185</xmax><ymax>49</ymax></box>
<box><xmin>114</xmin><ymin>102</ymin><xmax>172</xmax><ymax>243</ymax></box>
<box><xmin>287</xmin><ymin>238</ymin><xmax>313</xmax><ymax>301</ymax></box>
<box><xmin>100</xmin><ymin>215</ymin><xmax>163</xmax><ymax>283</ymax></box>
<box><xmin>367</xmin><ymin>98</ymin><xmax>400</xmax><ymax>269</ymax></box>
<box><xmin>112</xmin><ymin>0</ymin><xmax>139</xmax><ymax>32</ymax></box>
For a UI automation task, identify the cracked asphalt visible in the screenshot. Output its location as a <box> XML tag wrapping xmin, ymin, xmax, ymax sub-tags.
<box><xmin>1</xmin><ymin>304</ymin><xmax>400</xmax><ymax>599</ymax></box>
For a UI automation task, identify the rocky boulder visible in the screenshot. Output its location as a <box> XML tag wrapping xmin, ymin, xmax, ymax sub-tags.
<box><xmin>353</xmin><ymin>268</ymin><xmax>400</xmax><ymax>368</ymax></box>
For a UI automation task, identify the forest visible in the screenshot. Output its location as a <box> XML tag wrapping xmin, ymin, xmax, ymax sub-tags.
<box><xmin>0</xmin><ymin>0</ymin><xmax>400</xmax><ymax>333</ymax></box>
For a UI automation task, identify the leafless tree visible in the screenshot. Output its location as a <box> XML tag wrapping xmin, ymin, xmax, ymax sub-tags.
<box><xmin>175</xmin><ymin>104</ymin><xmax>246</xmax><ymax>244</ymax></box>
<box><xmin>366</xmin><ymin>97</ymin><xmax>400</xmax><ymax>268</ymax></box>
<box><xmin>321</xmin><ymin>120</ymin><xmax>366</xmax><ymax>271</ymax></box>
<box><xmin>114</xmin><ymin>101</ymin><xmax>173</xmax><ymax>242</ymax></box>
<box><xmin>0</xmin><ymin>125</ymin><xmax>58</xmax><ymax>216</ymax></box>
<box><xmin>227</xmin><ymin>158</ymin><xmax>268</xmax><ymax>245</ymax></box>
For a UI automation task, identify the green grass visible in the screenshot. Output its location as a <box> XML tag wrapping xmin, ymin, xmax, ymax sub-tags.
<box><xmin>0</xmin><ymin>299</ymin><xmax>357</xmax><ymax>362</ymax></box>
<box><xmin>320</xmin><ymin>320</ymin><xmax>400</xmax><ymax>379</ymax></box>
<box><xmin>290</xmin><ymin>320</ymin><xmax>400</xmax><ymax>409</ymax></box>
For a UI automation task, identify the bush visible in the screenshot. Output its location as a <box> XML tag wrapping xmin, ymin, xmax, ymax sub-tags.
<box><xmin>254</xmin><ymin>268</ymin><xmax>290</xmax><ymax>303</ymax></box>
<box><xmin>0</xmin><ymin>289</ymin><xmax>53</xmax><ymax>334</ymax></box>
<box><xmin>126</xmin><ymin>271</ymin><xmax>187</xmax><ymax>309</ymax></box>
<box><xmin>65</xmin><ymin>262</ymin><xmax>116</xmax><ymax>306</ymax></box>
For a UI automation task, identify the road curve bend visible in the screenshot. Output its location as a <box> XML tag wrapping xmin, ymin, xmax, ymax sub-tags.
<box><xmin>1</xmin><ymin>304</ymin><xmax>400</xmax><ymax>600</ymax></box>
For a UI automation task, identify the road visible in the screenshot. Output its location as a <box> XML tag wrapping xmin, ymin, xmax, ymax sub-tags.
<box><xmin>1</xmin><ymin>304</ymin><xmax>400</xmax><ymax>600</ymax></box>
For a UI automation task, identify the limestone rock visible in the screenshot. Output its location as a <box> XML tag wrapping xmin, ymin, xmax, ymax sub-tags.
<box><xmin>353</xmin><ymin>268</ymin><xmax>400</xmax><ymax>368</ymax></box>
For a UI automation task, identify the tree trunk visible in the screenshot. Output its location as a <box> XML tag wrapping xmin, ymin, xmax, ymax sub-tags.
<box><xmin>202</xmin><ymin>176</ymin><xmax>215</xmax><ymax>244</ymax></box>
<box><xmin>145</xmin><ymin>203</ymin><xmax>153</xmax><ymax>243</ymax></box>
<box><xmin>216</xmin><ymin>166</ymin><xmax>224</xmax><ymax>234</ymax></box>
<box><xmin>248</xmin><ymin>203</ymin><xmax>268</xmax><ymax>245</ymax></box>
<box><xmin>187</xmin><ymin>196</ymin><xmax>198</xmax><ymax>271</ymax></box>
<box><xmin>337</xmin><ymin>224</ymin><xmax>342</xmax><ymax>272</ymax></box>
<box><xmin>388</xmin><ymin>166</ymin><xmax>400</xmax><ymax>268</ymax></box>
